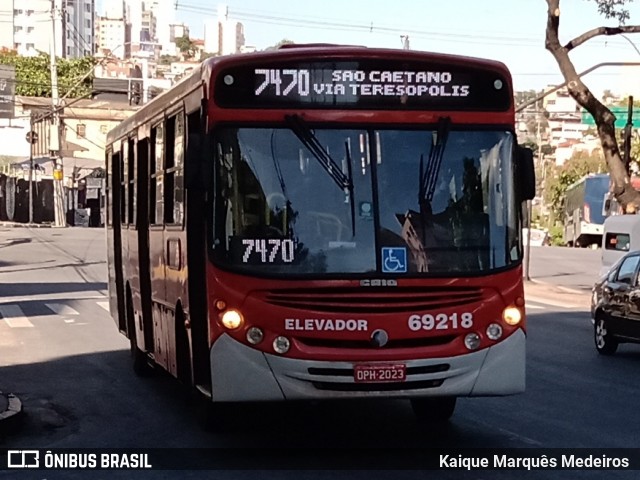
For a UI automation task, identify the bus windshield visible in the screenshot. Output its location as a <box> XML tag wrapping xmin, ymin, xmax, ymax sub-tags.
<box><xmin>212</xmin><ymin>127</ymin><xmax>519</xmax><ymax>276</ymax></box>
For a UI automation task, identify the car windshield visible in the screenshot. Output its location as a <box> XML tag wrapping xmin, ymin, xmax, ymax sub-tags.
<box><xmin>212</xmin><ymin>127</ymin><xmax>520</xmax><ymax>277</ymax></box>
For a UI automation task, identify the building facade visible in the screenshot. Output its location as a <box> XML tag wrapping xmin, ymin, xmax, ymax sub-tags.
<box><xmin>0</xmin><ymin>0</ymin><xmax>94</xmax><ymax>58</ymax></box>
<box><xmin>96</xmin><ymin>16</ymin><xmax>131</xmax><ymax>59</ymax></box>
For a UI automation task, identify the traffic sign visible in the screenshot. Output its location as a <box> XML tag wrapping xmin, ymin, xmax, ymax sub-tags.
<box><xmin>581</xmin><ymin>106</ymin><xmax>640</xmax><ymax>128</ymax></box>
<box><xmin>25</xmin><ymin>131</ymin><xmax>38</xmax><ymax>144</ymax></box>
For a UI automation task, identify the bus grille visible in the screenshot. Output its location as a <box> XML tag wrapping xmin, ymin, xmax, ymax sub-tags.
<box><xmin>296</xmin><ymin>335</ymin><xmax>456</xmax><ymax>349</ymax></box>
<box><xmin>311</xmin><ymin>379</ymin><xmax>444</xmax><ymax>391</ymax></box>
<box><xmin>260</xmin><ymin>287</ymin><xmax>483</xmax><ymax>313</ymax></box>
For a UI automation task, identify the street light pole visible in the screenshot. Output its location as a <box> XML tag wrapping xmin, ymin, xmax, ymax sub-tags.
<box><xmin>516</xmin><ymin>62</ymin><xmax>640</xmax><ymax>113</ymax></box>
<box><xmin>50</xmin><ymin>0</ymin><xmax>65</xmax><ymax>227</ymax></box>
<box><xmin>28</xmin><ymin>114</ymin><xmax>34</xmax><ymax>224</ymax></box>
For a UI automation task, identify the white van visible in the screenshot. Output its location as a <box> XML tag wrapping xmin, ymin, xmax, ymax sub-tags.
<box><xmin>600</xmin><ymin>214</ymin><xmax>640</xmax><ymax>276</ymax></box>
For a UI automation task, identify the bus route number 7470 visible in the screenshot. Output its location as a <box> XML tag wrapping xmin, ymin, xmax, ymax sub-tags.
<box><xmin>242</xmin><ymin>238</ymin><xmax>296</xmax><ymax>264</ymax></box>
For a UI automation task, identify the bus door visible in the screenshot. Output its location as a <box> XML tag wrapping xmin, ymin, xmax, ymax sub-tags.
<box><xmin>136</xmin><ymin>127</ymin><xmax>154</xmax><ymax>353</ymax></box>
<box><xmin>183</xmin><ymin>100</ymin><xmax>210</xmax><ymax>388</ymax></box>
<box><xmin>161</xmin><ymin>109</ymin><xmax>187</xmax><ymax>377</ymax></box>
<box><xmin>107</xmin><ymin>142</ymin><xmax>126</xmax><ymax>332</ymax></box>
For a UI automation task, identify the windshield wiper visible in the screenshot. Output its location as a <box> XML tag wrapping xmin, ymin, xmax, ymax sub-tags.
<box><xmin>284</xmin><ymin>114</ymin><xmax>355</xmax><ymax>237</ymax></box>
<box><xmin>419</xmin><ymin>117</ymin><xmax>451</xmax><ymax>212</ymax></box>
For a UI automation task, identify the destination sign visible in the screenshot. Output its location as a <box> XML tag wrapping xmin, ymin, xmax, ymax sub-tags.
<box><xmin>214</xmin><ymin>59</ymin><xmax>511</xmax><ymax>111</ymax></box>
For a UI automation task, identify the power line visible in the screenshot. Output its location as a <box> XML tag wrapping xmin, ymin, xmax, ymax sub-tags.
<box><xmin>177</xmin><ymin>2</ymin><xmax>640</xmax><ymax>51</ymax></box>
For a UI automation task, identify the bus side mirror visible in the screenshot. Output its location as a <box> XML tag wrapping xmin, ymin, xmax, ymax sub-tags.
<box><xmin>185</xmin><ymin>133</ymin><xmax>210</xmax><ymax>190</ymax></box>
<box><xmin>517</xmin><ymin>145</ymin><xmax>535</xmax><ymax>201</ymax></box>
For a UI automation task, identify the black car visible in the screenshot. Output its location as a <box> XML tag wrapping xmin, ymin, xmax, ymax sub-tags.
<box><xmin>591</xmin><ymin>251</ymin><xmax>640</xmax><ymax>355</ymax></box>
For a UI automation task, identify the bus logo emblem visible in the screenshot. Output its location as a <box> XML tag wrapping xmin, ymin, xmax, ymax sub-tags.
<box><xmin>370</xmin><ymin>329</ymin><xmax>389</xmax><ymax>348</ymax></box>
<box><xmin>382</xmin><ymin>247</ymin><xmax>407</xmax><ymax>273</ymax></box>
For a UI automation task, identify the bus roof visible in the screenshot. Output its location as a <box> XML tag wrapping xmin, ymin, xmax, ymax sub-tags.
<box><xmin>106</xmin><ymin>44</ymin><xmax>512</xmax><ymax>144</ymax></box>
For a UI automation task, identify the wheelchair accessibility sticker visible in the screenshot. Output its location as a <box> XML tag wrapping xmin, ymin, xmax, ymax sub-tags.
<box><xmin>382</xmin><ymin>247</ymin><xmax>407</xmax><ymax>273</ymax></box>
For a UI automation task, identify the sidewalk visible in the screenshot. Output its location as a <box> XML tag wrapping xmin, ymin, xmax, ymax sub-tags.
<box><xmin>524</xmin><ymin>279</ymin><xmax>591</xmax><ymax>310</ymax></box>
<box><xmin>0</xmin><ymin>391</ymin><xmax>23</xmax><ymax>435</ymax></box>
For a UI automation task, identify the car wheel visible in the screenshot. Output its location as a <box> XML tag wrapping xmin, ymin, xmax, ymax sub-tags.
<box><xmin>410</xmin><ymin>397</ymin><xmax>456</xmax><ymax>423</ymax></box>
<box><xmin>595</xmin><ymin>316</ymin><xmax>618</xmax><ymax>355</ymax></box>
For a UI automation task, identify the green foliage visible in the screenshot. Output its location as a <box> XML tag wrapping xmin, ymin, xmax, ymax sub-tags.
<box><xmin>548</xmin><ymin>225</ymin><xmax>565</xmax><ymax>246</ymax></box>
<box><xmin>544</xmin><ymin>150</ymin><xmax>607</xmax><ymax>218</ymax></box>
<box><xmin>159</xmin><ymin>54</ymin><xmax>180</xmax><ymax>65</ymax></box>
<box><xmin>590</xmin><ymin>0</ymin><xmax>632</xmax><ymax>23</ymax></box>
<box><xmin>0</xmin><ymin>50</ymin><xmax>95</xmax><ymax>98</ymax></box>
<box><xmin>200</xmin><ymin>52</ymin><xmax>218</xmax><ymax>61</ymax></box>
<box><xmin>264</xmin><ymin>39</ymin><xmax>295</xmax><ymax>51</ymax></box>
<box><xmin>175</xmin><ymin>35</ymin><xmax>196</xmax><ymax>58</ymax></box>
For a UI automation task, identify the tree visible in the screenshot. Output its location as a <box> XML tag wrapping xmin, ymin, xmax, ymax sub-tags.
<box><xmin>544</xmin><ymin>150</ymin><xmax>607</xmax><ymax>218</ymax></box>
<box><xmin>159</xmin><ymin>54</ymin><xmax>180</xmax><ymax>65</ymax></box>
<box><xmin>545</xmin><ymin>0</ymin><xmax>640</xmax><ymax>212</ymax></box>
<box><xmin>175</xmin><ymin>35</ymin><xmax>196</xmax><ymax>59</ymax></box>
<box><xmin>265</xmin><ymin>39</ymin><xmax>295</xmax><ymax>51</ymax></box>
<box><xmin>0</xmin><ymin>50</ymin><xmax>95</xmax><ymax>98</ymax></box>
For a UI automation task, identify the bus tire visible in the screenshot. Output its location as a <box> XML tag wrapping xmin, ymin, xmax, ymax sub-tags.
<box><xmin>195</xmin><ymin>396</ymin><xmax>236</xmax><ymax>432</ymax></box>
<box><xmin>410</xmin><ymin>396</ymin><xmax>456</xmax><ymax>423</ymax></box>
<box><xmin>175</xmin><ymin>305</ymin><xmax>192</xmax><ymax>386</ymax></box>
<box><xmin>127</xmin><ymin>289</ymin><xmax>153</xmax><ymax>377</ymax></box>
<box><xmin>594</xmin><ymin>315</ymin><xmax>618</xmax><ymax>355</ymax></box>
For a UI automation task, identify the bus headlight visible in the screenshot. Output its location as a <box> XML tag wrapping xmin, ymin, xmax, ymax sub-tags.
<box><xmin>486</xmin><ymin>323</ymin><xmax>503</xmax><ymax>340</ymax></box>
<box><xmin>246</xmin><ymin>327</ymin><xmax>264</xmax><ymax>345</ymax></box>
<box><xmin>464</xmin><ymin>333</ymin><xmax>481</xmax><ymax>350</ymax></box>
<box><xmin>273</xmin><ymin>336</ymin><xmax>290</xmax><ymax>354</ymax></box>
<box><xmin>502</xmin><ymin>306</ymin><xmax>522</xmax><ymax>326</ymax></box>
<box><xmin>221</xmin><ymin>309</ymin><xmax>243</xmax><ymax>330</ymax></box>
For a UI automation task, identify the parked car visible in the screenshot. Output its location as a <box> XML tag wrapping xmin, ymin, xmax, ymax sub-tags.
<box><xmin>591</xmin><ymin>251</ymin><xmax>640</xmax><ymax>355</ymax></box>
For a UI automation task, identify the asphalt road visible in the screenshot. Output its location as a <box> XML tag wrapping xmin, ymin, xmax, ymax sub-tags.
<box><xmin>0</xmin><ymin>229</ymin><xmax>638</xmax><ymax>479</ymax></box>
<box><xmin>527</xmin><ymin>245</ymin><xmax>601</xmax><ymax>292</ymax></box>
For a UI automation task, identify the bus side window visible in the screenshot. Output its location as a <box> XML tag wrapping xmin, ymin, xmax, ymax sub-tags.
<box><xmin>164</xmin><ymin>112</ymin><xmax>185</xmax><ymax>226</ymax></box>
<box><xmin>106</xmin><ymin>149</ymin><xmax>113</xmax><ymax>226</ymax></box>
<box><xmin>120</xmin><ymin>142</ymin><xmax>127</xmax><ymax>226</ymax></box>
<box><xmin>174</xmin><ymin>112</ymin><xmax>184</xmax><ymax>224</ymax></box>
<box><xmin>150</xmin><ymin>122</ymin><xmax>164</xmax><ymax>225</ymax></box>
<box><xmin>128</xmin><ymin>137</ymin><xmax>136</xmax><ymax>226</ymax></box>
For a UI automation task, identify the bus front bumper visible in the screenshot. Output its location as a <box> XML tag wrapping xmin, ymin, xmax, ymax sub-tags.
<box><xmin>209</xmin><ymin>329</ymin><xmax>525</xmax><ymax>402</ymax></box>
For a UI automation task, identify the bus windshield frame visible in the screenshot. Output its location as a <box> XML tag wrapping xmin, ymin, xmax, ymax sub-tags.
<box><xmin>211</xmin><ymin>124</ymin><xmax>520</xmax><ymax>278</ymax></box>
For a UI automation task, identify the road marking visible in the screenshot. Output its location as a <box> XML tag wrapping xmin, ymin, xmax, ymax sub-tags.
<box><xmin>525</xmin><ymin>295</ymin><xmax>583</xmax><ymax>309</ymax></box>
<box><xmin>45</xmin><ymin>303</ymin><xmax>79</xmax><ymax>316</ymax></box>
<box><xmin>0</xmin><ymin>305</ymin><xmax>34</xmax><ymax>328</ymax></box>
<box><xmin>97</xmin><ymin>301</ymin><xmax>110</xmax><ymax>312</ymax></box>
<box><xmin>0</xmin><ymin>292</ymin><xmax>107</xmax><ymax>304</ymax></box>
<box><xmin>525</xmin><ymin>303</ymin><xmax>545</xmax><ymax>310</ymax></box>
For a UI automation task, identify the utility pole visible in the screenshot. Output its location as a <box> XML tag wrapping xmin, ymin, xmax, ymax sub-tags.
<box><xmin>28</xmin><ymin>114</ymin><xmax>34</xmax><ymax>224</ymax></box>
<box><xmin>50</xmin><ymin>0</ymin><xmax>65</xmax><ymax>227</ymax></box>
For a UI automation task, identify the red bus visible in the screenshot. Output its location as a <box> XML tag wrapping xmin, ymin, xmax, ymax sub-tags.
<box><xmin>105</xmin><ymin>44</ymin><xmax>535</xmax><ymax>423</ymax></box>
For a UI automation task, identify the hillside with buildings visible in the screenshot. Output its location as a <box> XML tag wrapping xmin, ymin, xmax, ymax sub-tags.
<box><xmin>0</xmin><ymin>1</ymin><xmax>255</xmax><ymax>226</ymax></box>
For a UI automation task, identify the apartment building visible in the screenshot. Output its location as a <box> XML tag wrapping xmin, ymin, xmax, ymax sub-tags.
<box><xmin>0</xmin><ymin>0</ymin><xmax>94</xmax><ymax>58</ymax></box>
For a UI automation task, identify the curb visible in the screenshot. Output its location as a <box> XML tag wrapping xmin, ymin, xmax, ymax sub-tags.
<box><xmin>0</xmin><ymin>222</ymin><xmax>52</xmax><ymax>228</ymax></box>
<box><xmin>0</xmin><ymin>392</ymin><xmax>23</xmax><ymax>435</ymax></box>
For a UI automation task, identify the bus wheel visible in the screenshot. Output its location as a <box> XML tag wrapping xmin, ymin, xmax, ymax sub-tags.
<box><xmin>194</xmin><ymin>396</ymin><xmax>236</xmax><ymax>432</ymax></box>
<box><xmin>595</xmin><ymin>316</ymin><xmax>618</xmax><ymax>355</ymax></box>
<box><xmin>410</xmin><ymin>397</ymin><xmax>456</xmax><ymax>423</ymax></box>
<box><xmin>127</xmin><ymin>291</ymin><xmax>153</xmax><ymax>377</ymax></box>
<box><xmin>175</xmin><ymin>306</ymin><xmax>192</xmax><ymax>386</ymax></box>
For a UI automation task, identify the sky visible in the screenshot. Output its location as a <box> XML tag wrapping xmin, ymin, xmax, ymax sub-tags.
<box><xmin>99</xmin><ymin>0</ymin><xmax>640</xmax><ymax>96</ymax></box>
